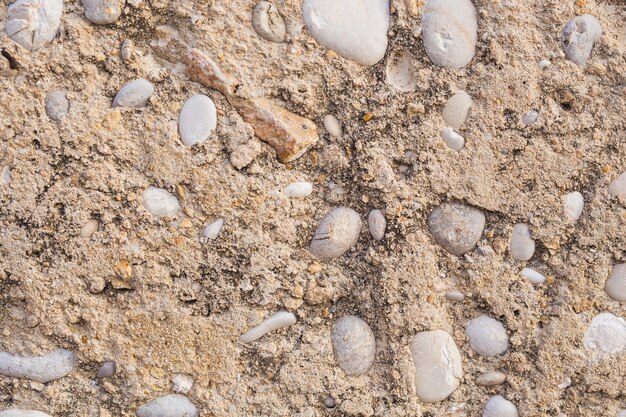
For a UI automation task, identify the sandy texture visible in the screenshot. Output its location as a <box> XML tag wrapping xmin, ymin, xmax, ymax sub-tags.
<box><xmin>1</xmin><ymin>0</ymin><xmax>625</xmax><ymax>416</ymax></box>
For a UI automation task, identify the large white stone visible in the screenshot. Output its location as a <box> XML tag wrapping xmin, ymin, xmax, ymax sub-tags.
<box><xmin>561</xmin><ymin>14</ymin><xmax>602</xmax><ymax>66</ymax></box>
<box><xmin>331</xmin><ymin>316</ymin><xmax>376</xmax><ymax>376</ymax></box>
<box><xmin>605</xmin><ymin>264</ymin><xmax>626</xmax><ymax>302</ymax></box>
<box><xmin>421</xmin><ymin>0</ymin><xmax>477</xmax><ymax>68</ymax></box>
<box><xmin>302</xmin><ymin>0</ymin><xmax>389</xmax><ymax>66</ymax></box>
<box><xmin>583</xmin><ymin>312</ymin><xmax>626</xmax><ymax>354</ymax></box>
<box><xmin>142</xmin><ymin>186</ymin><xmax>180</xmax><ymax>217</ymax></box>
<box><xmin>6</xmin><ymin>0</ymin><xmax>63</xmax><ymax>51</ymax></box>
<box><xmin>483</xmin><ymin>395</ymin><xmax>518</xmax><ymax>417</ymax></box>
<box><xmin>178</xmin><ymin>94</ymin><xmax>217</xmax><ymax>146</ymax></box>
<box><xmin>136</xmin><ymin>394</ymin><xmax>198</xmax><ymax>417</ymax></box>
<box><xmin>466</xmin><ymin>315</ymin><xmax>509</xmax><ymax>357</ymax></box>
<box><xmin>310</xmin><ymin>207</ymin><xmax>361</xmax><ymax>259</ymax></box>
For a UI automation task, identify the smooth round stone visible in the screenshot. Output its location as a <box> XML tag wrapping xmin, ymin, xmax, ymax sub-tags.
<box><xmin>563</xmin><ymin>191</ymin><xmax>584</xmax><ymax>221</ymax></box>
<box><xmin>112</xmin><ymin>79</ymin><xmax>154</xmax><ymax>108</ymax></box>
<box><xmin>331</xmin><ymin>316</ymin><xmax>375</xmax><ymax>376</ymax></box>
<box><xmin>203</xmin><ymin>219</ymin><xmax>224</xmax><ymax>240</ymax></box>
<box><xmin>605</xmin><ymin>264</ymin><xmax>626</xmax><ymax>302</ymax></box>
<box><xmin>96</xmin><ymin>361</ymin><xmax>116</xmax><ymax>378</ymax></box>
<box><xmin>80</xmin><ymin>220</ymin><xmax>99</xmax><ymax>238</ymax></box>
<box><xmin>522</xmin><ymin>110</ymin><xmax>539</xmax><ymax>125</ymax></box>
<box><xmin>538</xmin><ymin>59</ymin><xmax>551</xmax><ymax>68</ymax></box>
<box><xmin>520</xmin><ymin>267</ymin><xmax>545</xmax><ymax>284</ymax></box>
<box><xmin>440</xmin><ymin>127</ymin><xmax>465</xmax><ymax>151</ymax></box>
<box><xmin>445</xmin><ymin>291</ymin><xmax>465</xmax><ymax>302</ymax></box>
<box><xmin>252</xmin><ymin>1</ymin><xmax>286</xmax><ymax>43</ymax></box>
<box><xmin>323</xmin><ymin>114</ymin><xmax>342</xmax><ymax>137</ymax></box>
<box><xmin>583</xmin><ymin>312</ymin><xmax>626</xmax><ymax>354</ymax></box>
<box><xmin>136</xmin><ymin>394</ymin><xmax>198</xmax><ymax>417</ymax></box>
<box><xmin>323</xmin><ymin>396</ymin><xmax>336</xmax><ymax>408</ymax></box>
<box><xmin>561</xmin><ymin>14</ymin><xmax>602</xmax><ymax>66</ymax></box>
<box><xmin>302</xmin><ymin>0</ymin><xmax>390</xmax><ymax>66</ymax></box>
<box><xmin>483</xmin><ymin>395</ymin><xmax>518</xmax><ymax>417</ymax></box>
<box><xmin>368</xmin><ymin>209</ymin><xmax>386</xmax><ymax>241</ymax></box>
<box><xmin>475</xmin><ymin>371</ymin><xmax>506</xmax><ymax>386</ymax></box>
<box><xmin>427</xmin><ymin>202</ymin><xmax>485</xmax><ymax>256</ymax></box>
<box><xmin>45</xmin><ymin>90</ymin><xmax>69</xmax><ymax>121</ymax></box>
<box><xmin>178</xmin><ymin>94</ymin><xmax>217</xmax><ymax>146</ymax></box>
<box><xmin>421</xmin><ymin>0</ymin><xmax>477</xmax><ymax>68</ymax></box>
<box><xmin>285</xmin><ymin>182</ymin><xmax>313</xmax><ymax>198</ymax></box>
<box><xmin>82</xmin><ymin>0</ymin><xmax>124</xmax><ymax>24</ymax></box>
<box><xmin>608</xmin><ymin>171</ymin><xmax>626</xmax><ymax>198</ymax></box>
<box><xmin>410</xmin><ymin>330</ymin><xmax>462</xmax><ymax>402</ymax></box>
<box><xmin>466</xmin><ymin>315</ymin><xmax>509</xmax><ymax>357</ymax></box>
<box><xmin>309</xmin><ymin>207</ymin><xmax>361</xmax><ymax>259</ymax></box>
<box><xmin>142</xmin><ymin>186</ymin><xmax>180</xmax><ymax>217</ymax></box>
<box><xmin>6</xmin><ymin>0</ymin><xmax>63</xmax><ymax>51</ymax></box>
<box><xmin>509</xmin><ymin>223</ymin><xmax>535</xmax><ymax>261</ymax></box>
<box><xmin>442</xmin><ymin>91</ymin><xmax>472</xmax><ymax>129</ymax></box>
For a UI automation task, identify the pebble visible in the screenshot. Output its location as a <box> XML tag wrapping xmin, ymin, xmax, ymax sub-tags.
<box><xmin>618</xmin><ymin>410</ymin><xmax>626</xmax><ymax>417</ymax></box>
<box><xmin>421</xmin><ymin>0</ymin><xmax>477</xmax><ymax>68</ymax></box>
<box><xmin>386</xmin><ymin>50</ymin><xmax>417</xmax><ymax>92</ymax></box>
<box><xmin>442</xmin><ymin>91</ymin><xmax>472</xmax><ymax>129</ymax></box>
<box><xmin>323</xmin><ymin>396</ymin><xmax>336</xmax><ymax>408</ymax></box>
<box><xmin>80</xmin><ymin>219</ymin><xmax>99</xmax><ymax>238</ymax></box>
<box><xmin>6</xmin><ymin>0</ymin><xmax>63</xmax><ymax>50</ymax></box>
<box><xmin>583</xmin><ymin>312</ymin><xmax>626</xmax><ymax>354</ymax></box>
<box><xmin>1</xmin><ymin>167</ymin><xmax>11</xmax><ymax>185</ymax></box>
<box><xmin>538</xmin><ymin>59</ymin><xmax>551</xmax><ymax>68</ymax></box>
<box><xmin>466</xmin><ymin>315</ymin><xmax>509</xmax><ymax>357</ymax></box>
<box><xmin>367</xmin><ymin>209</ymin><xmax>386</xmax><ymax>241</ymax></box>
<box><xmin>323</xmin><ymin>114</ymin><xmax>342</xmax><ymax>137</ymax></box>
<box><xmin>45</xmin><ymin>90</ymin><xmax>69</xmax><ymax>121</ymax></box>
<box><xmin>203</xmin><ymin>219</ymin><xmax>224</xmax><ymax>240</ymax></box>
<box><xmin>302</xmin><ymin>0</ymin><xmax>390</xmax><ymax>66</ymax></box>
<box><xmin>410</xmin><ymin>330</ymin><xmax>463</xmax><ymax>402</ymax></box>
<box><xmin>605</xmin><ymin>264</ymin><xmax>626</xmax><ymax>302</ymax></box>
<box><xmin>608</xmin><ymin>171</ymin><xmax>626</xmax><ymax>198</ymax></box>
<box><xmin>561</xmin><ymin>14</ymin><xmax>603</xmax><ymax>66</ymax></box>
<box><xmin>121</xmin><ymin>39</ymin><xmax>135</xmax><ymax>62</ymax></box>
<box><xmin>112</xmin><ymin>79</ymin><xmax>154</xmax><ymax>108</ymax></box>
<box><xmin>239</xmin><ymin>311</ymin><xmax>297</xmax><ymax>343</ymax></box>
<box><xmin>82</xmin><ymin>0</ymin><xmax>124</xmax><ymax>25</ymax></box>
<box><xmin>522</xmin><ymin>110</ymin><xmax>539</xmax><ymax>125</ymax></box>
<box><xmin>0</xmin><ymin>411</ymin><xmax>52</xmax><ymax>417</ymax></box>
<box><xmin>475</xmin><ymin>371</ymin><xmax>507</xmax><ymax>386</ymax></box>
<box><xmin>0</xmin><ymin>349</ymin><xmax>75</xmax><ymax>383</ymax></box>
<box><xmin>509</xmin><ymin>223</ymin><xmax>535</xmax><ymax>261</ymax></box>
<box><xmin>96</xmin><ymin>361</ymin><xmax>116</xmax><ymax>378</ymax></box>
<box><xmin>251</xmin><ymin>1</ymin><xmax>286</xmax><ymax>43</ymax></box>
<box><xmin>285</xmin><ymin>182</ymin><xmax>313</xmax><ymax>198</ymax></box>
<box><xmin>309</xmin><ymin>207</ymin><xmax>362</xmax><ymax>259</ymax></box>
<box><xmin>520</xmin><ymin>267</ymin><xmax>545</xmax><ymax>284</ymax></box>
<box><xmin>172</xmin><ymin>374</ymin><xmax>194</xmax><ymax>394</ymax></box>
<box><xmin>330</xmin><ymin>316</ymin><xmax>376</xmax><ymax>376</ymax></box>
<box><xmin>178</xmin><ymin>94</ymin><xmax>217</xmax><ymax>146</ymax></box>
<box><xmin>440</xmin><ymin>127</ymin><xmax>465</xmax><ymax>151</ymax></box>
<box><xmin>445</xmin><ymin>291</ymin><xmax>465</xmax><ymax>302</ymax></box>
<box><xmin>563</xmin><ymin>191</ymin><xmax>584</xmax><ymax>221</ymax></box>
<box><xmin>142</xmin><ymin>186</ymin><xmax>180</xmax><ymax>217</ymax></box>
<box><xmin>482</xmin><ymin>395</ymin><xmax>518</xmax><ymax>417</ymax></box>
<box><xmin>427</xmin><ymin>202</ymin><xmax>485</xmax><ymax>256</ymax></box>
<box><xmin>136</xmin><ymin>394</ymin><xmax>198</xmax><ymax>417</ymax></box>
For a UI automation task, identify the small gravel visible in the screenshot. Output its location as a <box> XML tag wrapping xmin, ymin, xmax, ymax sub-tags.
<box><xmin>323</xmin><ymin>114</ymin><xmax>342</xmax><ymax>137</ymax></box>
<box><xmin>96</xmin><ymin>361</ymin><xmax>116</xmax><ymax>378</ymax></box>
<box><xmin>251</xmin><ymin>1</ymin><xmax>286</xmax><ymax>43</ymax></box>
<box><xmin>142</xmin><ymin>187</ymin><xmax>180</xmax><ymax>217</ymax></box>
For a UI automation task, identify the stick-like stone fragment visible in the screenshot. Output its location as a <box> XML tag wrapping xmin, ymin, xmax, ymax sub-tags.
<box><xmin>0</xmin><ymin>349</ymin><xmax>76</xmax><ymax>383</ymax></box>
<box><xmin>239</xmin><ymin>311</ymin><xmax>297</xmax><ymax>343</ymax></box>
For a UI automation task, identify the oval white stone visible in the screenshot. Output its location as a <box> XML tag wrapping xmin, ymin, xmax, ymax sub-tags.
<box><xmin>310</xmin><ymin>207</ymin><xmax>361</xmax><ymax>259</ymax></box>
<box><xmin>136</xmin><ymin>394</ymin><xmax>198</xmax><ymax>417</ymax></box>
<box><xmin>410</xmin><ymin>330</ymin><xmax>462</xmax><ymax>402</ymax></box>
<box><xmin>178</xmin><ymin>94</ymin><xmax>217</xmax><ymax>146</ymax></box>
<box><xmin>445</xmin><ymin>291</ymin><xmax>465</xmax><ymax>302</ymax></box>
<box><xmin>203</xmin><ymin>219</ymin><xmax>224</xmax><ymax>239</ymax></box>
<box><xmin>522</xmin><ymin>110</ymin><xmax>539</xmax><ymax>125</ymax></box>
<box><xmin>80</xmin><ymin>219</ymin><xmax>99</xmax><ymax>238</ymax></box>
<box><xmin>427</xmin><ymin>202</ymin><xmax>485</xmax><ymax>256</ymax></box>
<box><xmin>475</xmin><ymin>371</ymin><xmax>507</xmax><ymax>386</ymax></box>
<box><xmin>583</xmin><ymin>312</ymin><xmax>626</xmax><ymax>354</ymax></box>
<box><xmin>421</xmin><ymin>0</ymin><xmax>477</xmax><ymax>68</ymax></box>
<box><xmin>302</xmin><ymin>0</ymin><xmax>390</xmax><ymax>66</ymax></box>
<box><xmin>442</xmin><ymin>91</ymin><xmax>472</xmax><ymax>129</ymax></box>
<box><xmin>142</xmin><ymin>186</ymin><xmax>180</xmax><ymax>217</ymax></box>
<box><xmin>112</xmin><ymin>79</ymin><xmax>154</xmax><ymax>108</ymax></box>
<box><xmin>509</xmin><ymin>223</ymin><xmax>535</xmax><ymax>261</ymax></box>
<box><xmin>386</xmin><ymin>50</ymin><xmax>418</xmax><ymax>92</ymax></box>
<box><xmin>171</xmin><ymin>374</ymin><xmax>194</xmax><ymax>394</ymax></box>
<box><xmin>331</xmin><ymin>315</ymin><xmax>376</xmax><ymax>376</ymax></box>
<box><xmin>466</xmin><ymin>315</ymin><xmax>509</xmax><ymax>357</ymax></box>
<box><xmin>562</xmin><ymin>14</ymin><xmax>602</xmax><ymax>66</ymax></box>
<box><xmin>368</xmin><ymin>209</ymin><xmax>386</xmax><ymax>241</ymax></box>
<box><xmin>520</xmin><ymin>267</ymin><xmax>545</xmax><ymax>284</ymax></box>
<box><xmin>0</xmin><ymin>411</ymin><xmax>52</xmax><ymax>417</ymax></box>
<box><xmin>608</xmin><ymin>171</ymin><xmax>626</xmax><ymax>198</ymax></box>
<box><xmin>440</xmin><ymin>127</ymin><xmax>465</xmax><ymax>151</ymax></box>
<box><xmin>563</xmin><ymin>191</ymin><xmax>584</xmax><ymax>221</ymax></box>
<box><xmin>82</xmin><ymin>0</ymin><xmax>123</xmax><ymax>24</ymax></box>
<box><xmin>6</xmin><ymin>0</ymin><xmax>63</xmax><ymax>51</ymax></box>
<box><xmin>605</xmin><ymin>264</ymin><xmax>626</xmax><ymax>302</ymax></box>
<box><xmin>0</xmin><ymin>349</ymin><xmax>75</xmax><ymax>383</ymax></box>
<box><xmin>285</xmin><ymin>182</ymin><xmax>313</xmax><ymax>198</ymax></box>
<box><xmin>483</xmin><ymin>395</ymin><xmax>518</xmax><ymax>417</ymax></box>
<box><xmin>323</xmin><ymin>114</ymin><xmax>342</xmax><ymax>137</ymax></box>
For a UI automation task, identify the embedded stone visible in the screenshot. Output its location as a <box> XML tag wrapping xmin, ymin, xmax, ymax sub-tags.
<box><xmin>331</xmin><ymin>315</ymin><xmax>376</xmax><ymax>376</ymax></box>
<box><xmin>427</xmin><ymin>202</ymin><xmax>485</xmax><ymax>256</ymax></box>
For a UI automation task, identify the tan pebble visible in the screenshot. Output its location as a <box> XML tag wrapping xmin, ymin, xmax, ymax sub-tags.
<box><xmin>80</xmin><ymin>220</ymin><xmax>99</xmax><ymax>238</ymax></box>
<box><xmin>102</xmin><ymin>381</ymin><xmax>117</xmax><ymax>393</ymax></box>
<box><xmin>102</xmin><ymin>110</ymin><xmax>121</xmax><ymax>129</ymax></box>
<box><xmin>307</xmin><ymin>263</ymin><xmax>323</xmax><ymax>274</ymax></box>
<box><xmin>325</xmin><ymin>50</ymin><xmax>338</xmax><ymax>60</ymax></box>
<box><xmin>179</xmin><ymin>219</ymin><xmax>192</xmax><ymax>229</ymax></box>
<box><xmin>407</xmin><ymin>103</ymin><xmax>425</xmax><ymax>115</ymax></box>
<box><xmin>88</xmin><ymin>276</ymin><xmax>107</xmax><ymax>294</ymax></box>
<box><xmin>113</xmin><ymin>260</ymin><xmax>132</xmax><ymax>280</ymax></box>
<box><xmin>475</xmin><ymin>371</ymin><xmax>507</xmax><ymax>386</ymax></box>
<box><xmin>587</xmin><ymin>63</ymin><xmax>607</xmax><ymax>75</ymax></box>
<box><xmin>293</xmin><ymin>285</ymin><xmax>304</xmax><ymax>298</ymax></box>
<box><xmin>110</xmin><ymin>276</ymin><xmax>133</xmax><ymax>290</ymax></box>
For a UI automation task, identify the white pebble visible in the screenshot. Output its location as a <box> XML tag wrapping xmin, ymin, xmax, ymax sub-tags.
<box><xmin>558</xmin><ymin>376</ymin><xmax>571</xmax><ymax>389</ymax></box>
<box><xmin>136</xmin><ymin>394</ymin><xmax>198</xmax><ymax>417</ymax></box>
<box><xmin>442</xmin><ymin>91</ymin><xmax>472</xmax><ymax>129</ymax></box>
<box><xmin>6</xmin><ymin>0</ymin><xmax>63</xmax><ymax>51</ymax></box>
<box><xmin>445</xmin><ymin>291</ymin><xmax>465</xmax><ymax>302</ymax></box>
<box><xmin>96</xmin><ymin>361</ymin><xmax>116</xmax><ymax>378</ymax></box>
<box><xmin>323</xmin><ymin>114</ymin><xmax>342</xmax><ymax>137</ymax></box>
<box><xmin>331</xmin><ymin>316</ymin><xmax>376</xmax><ymax>376</ymax></box>
<box><xmin>440</xmin><ymin>127</ymin><xmax>465</xmax><ymax>151</ymax></box>
<box><xmin>583</xmin><ymin>312</ymin><xmax>626</xmax><ymax>354</ymax></box>
<box><xmin>427</xmin><ymin>202</ymin><xmax>485</xmax><ymax>256</ymax></box>
<box><xmin>538</xmin><ymin>59</ymin><xmax>551</xmax><ymax>68</ymax></box>
<box><xmin>1</xmin><ymin>167</ymin><xmax>10</xmax><ymax>186</ymax></box>
<box><xmin>386</xmin><ymin>50</ymin><xmax>418</xmax><ymax>92</ymax></box>
<box><xmin>310</xmin><ymin>207</ymin><xmax>362</xmax><ymax>259</ymax></box>
<box><xmin>80</xmin><ymin>219</ymin><xmax>99</xmax><ymax>238</ymax></box>
<box><xmin>285</xmin><ymin>182</ymin><xmax>313</xmax><ymax>198</ymax></box>
<box><xmin>618</xmin><ymin>410</ymin><xmax>626</xmax><ymax>417</ymax></box>
<box><xmin>509</xmin><ymin>223</ymin><xmax>535</xmax><ymax>261</ymax></box>
<box><xmin>421</xmin><ymin>0</ymin><xmax>477</xmax><ymax>68</ymax></box>
<box><xmin>475</xmin><ymin>371</ymin><xmax>507</xmax><ymax>386</ymax></box>
<box><xmin>367</xmin><ymin>209</ymin><xmax>386</xmax><ymax>241</ymax></box>
<box><xmin>252</xmin><ymin>1</ymin><xmax>286</xmax><ymax>43</ymax></box>
<box><xmin>522</xmin><ymin>110</ymin><xmax>539</xmax><ymax>125</ymax></box>
<box><xmin>239</xmin><ymin>311</ymin><xmax>297</xmax><ymax>343</ymax></box>
<box><xmin>562</xmin><ymin>14</ymin><xmax>602</xmax><ymax>66</ymax></box>
<box><xmin>178</xmin><ymin>94</ymin><xmax>217</xmax><ymax>146</ymax></box>
<box><xmin>0</xmin><ymin>349</ymin><xmax>75</xmax><ymax>383</ymax></box>
<box><xmin>410</xmin><ymin>330</ymin><xmax>463</xmax><ymax>402</ymax></box>
<box><xmin>608</xmin><ymin>171</ymin><xmax>626</xmax><ymax>198</ymax></box>
<box><xmin>520</xmin><ymin>267</ymin><xmax>545</xmax><ymax>284</ymax></box>
<box><xmin>563</xmin><ymin>191</ymin><xmax>584</xmax><ymax>221</ymax></box>
<box><xmin>483</xmin><ymin>395</ymin><xmax>518</xmax><ymax>417</ymax></box>
<box><xmin>142</xmin><ymin>186</ymin><xmax>180</xmax><ymax>217</ymax></box>
<box><xmin>45</xmin><ymin>90</ymin><xmax>69</xmax><ymax>121</ymax></box>
<box><xmin>203</xmin><ymin>219</ymin><xmax>224</xmax><ymax>240</ymax></box>
<box><xmin>605</xmin><ymin>264</ymin><xmax>626</xmax><ymax>302</ymax></box>
<box><xmin>82</xmin><ymin>0</ymin><xmax>123</xmax><ymax>24</ymax></box>
<box><xmin>112</xmin><ymin>79</ymin><xmax>154</xmax><ymax>108</ymax></box>
<box><xmin>466</xmin><ymin>315</ymin><xmax>509</xmax><ymax>357</ymax></box>
<box><xmin>171</xmin><ymin>374</ymin><xmax>194</xmax><ymax>394</ymax></box>
<box><xmin>0</xmin><ymin>411</ymin><xmax>52</xmax><ymax>417</ymax></box>
<box><xmin>302</xmin><ymin>0</ymin><xmax>390</xmax><ymax>66</ymax></box>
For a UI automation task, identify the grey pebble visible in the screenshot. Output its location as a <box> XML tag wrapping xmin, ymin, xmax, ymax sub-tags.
<box><xmin>251</xmin><ymin>1</ymin><xmax>286</xmax><ymax>43</ymax></box>
<box><xmin>509</xmin><ymin>223</ymin><xmax>535</xmax><ymax>261</ymax></box>
<box><xmin>427</xmin><ymin>202</ymin><xmax>485</xmax><ymax>256</ymax></box>
<box><xmin>96</xmin><ymin>361</ymin><xmax>116</xmax><ymax>378</ymax></box>
<box><xmin>522</xmin><ymin>110</ymin><xmax>539</xmax><ymax>125</ymax></box>
<box><xmin>331</xmin><ymin>315</ymin><xmax>375</xmax><ymax>376</ymax></box>
<box><xmin>445</xmin><ymin>291</ymin><xmax>465</xmax><ymax>302</ymax></box>
<box><xmin>368</xmin><ymin>209</ymin><xmax>386</xmax><ymax>241</ymax></box>
<box><xmin>112</xmin><ymin>79</ymin><xmax>154</xmax><ymax>108</ymax></box>
<box><xmin>562</xmin><ymin>14</ymin><xmax>602</xmax><ymax>66</ymax></box>
<box><xmin>82</xmin><ymin>0</ymin><xmax>124</xmax><ymax>25</ymax></box>
<box><xmin>310</xmin><ymin>207</ymin><xmax>361</xmax><ymax>259</ymax></box>
<box><xmin>45</xmin><ymin>90</ymin><xmax>69</xmax><ymax>121</ymax></box>
<box><xmin>324</xmin><ymin>396</ymin><xmax>336</xmax><ymax>408</ymax></box>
